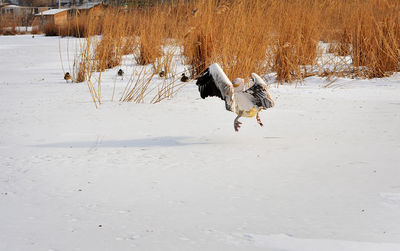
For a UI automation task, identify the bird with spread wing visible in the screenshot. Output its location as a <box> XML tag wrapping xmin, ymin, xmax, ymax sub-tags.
<box><xmin>196</xmin><ymin>63</ymin><xmax>274</xmax><ymax>131</ymax></box>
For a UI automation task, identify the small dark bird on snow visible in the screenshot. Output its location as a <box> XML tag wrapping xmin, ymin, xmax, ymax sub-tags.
<box><xmin>64</xmin><ymin>72</ymin><xmax>72</xmax><ymax>83</ymax></box>
<box><xmin>159</xmin><ymin>70</ymin><xmax>165</xmax><ymax>77</ymax></box>
<box><xmin>196</xmin><ymin>63</ymin><xmax>274</xmax><ymax>132</ymax></box>
<box><xmin>180</xmin><ymin>73</ymin><xmax>189</xmax><ymax>82</ymax></box>
<box><xmin>117</xmin><ymin>69</ymin><xmax>124</xmax><ymax>78</ymax></box>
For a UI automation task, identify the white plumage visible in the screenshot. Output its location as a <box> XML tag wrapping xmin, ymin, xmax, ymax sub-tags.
<box><xmin>196</xmin><ymin>63</ymin><xmax>274</xmax><ymax>131</ymax></box>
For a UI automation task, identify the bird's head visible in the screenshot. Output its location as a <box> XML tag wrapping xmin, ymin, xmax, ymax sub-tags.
<box><xmin>232</xmin><ymin>78</ymin><xmax>244</xmax><ymax>89</ymax></box>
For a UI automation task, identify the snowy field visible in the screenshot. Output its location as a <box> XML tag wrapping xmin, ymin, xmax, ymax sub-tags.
<box><xmin>1</xmin><ymin>35</ymin><xmax>400</xmax><ymax>251</ymax></box>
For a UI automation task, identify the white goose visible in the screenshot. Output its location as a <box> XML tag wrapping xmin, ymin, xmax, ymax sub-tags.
<box><xmin>196</xmin><ymin>63</ymin><xmax>274</xmax><ymax>131</ymax></box>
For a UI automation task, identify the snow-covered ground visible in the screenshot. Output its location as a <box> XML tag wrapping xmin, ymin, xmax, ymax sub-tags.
<box><xmin>1</xmin><ymin>35</ymin><xmax>400</xmax><ymax>251</ymax></box>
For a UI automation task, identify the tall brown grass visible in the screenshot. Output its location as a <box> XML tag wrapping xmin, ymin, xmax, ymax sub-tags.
<box><xmin>349</xmin><ymin>0</ymin><xmax>400</xmax><ymax>77</ymax></box>
<box><xmin>61</xmin><ymin>0</ymin><xmax>400</xmax><ymax>106</ymax></box>
<box><xmin>0</xmin><ymin>16</ymin><xmax>29</xmax><ymax>35</ymax></box>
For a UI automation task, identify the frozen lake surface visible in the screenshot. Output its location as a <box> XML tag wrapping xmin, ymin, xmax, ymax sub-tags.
<box><xmin>1</xmin><ymin>35</ymin><xmax>400</xmax><ymax>251</ymax></box>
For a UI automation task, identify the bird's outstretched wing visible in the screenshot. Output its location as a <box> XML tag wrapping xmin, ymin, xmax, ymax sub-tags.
<box><xmin>245</xmin><ymin>73</ymin><xmax>274</xmax><ymax>109</ymax></box>
<box><xmin>196</xmin><ymin>63</ymin><xmax>234</xmax><ymax>111</ymax></box>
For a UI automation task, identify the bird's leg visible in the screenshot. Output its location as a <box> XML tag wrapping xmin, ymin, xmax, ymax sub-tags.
<box><xmin>234</xmin><ymin>111</ymin><xmax>243</xmax><ymax>132</ymax></box>
<box><xmin>256</xmin><ymin>112</ymin><xmax>263</xmax><ymax>127</ymax></box>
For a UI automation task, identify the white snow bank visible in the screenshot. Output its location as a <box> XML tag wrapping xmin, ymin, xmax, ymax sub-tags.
<box><xmin>0</xmin><ymin>35</ymin><xmax>400</xmax><ymax>251</ymax></box>
<box><xmin>233</xmin><ymin>233</ymin><xmax>400</xmax><ymax>251</ymax></box>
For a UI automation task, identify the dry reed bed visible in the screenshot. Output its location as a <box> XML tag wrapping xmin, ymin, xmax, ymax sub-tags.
<box><xmin>54</xmin><ymin>0</ymin><xmax>400</xmax><ymax>105</ymax></box>
<box><xmin>0</xmin><ymin>16</ymin><xmax>31</xmax><ymax>35</ymax></box>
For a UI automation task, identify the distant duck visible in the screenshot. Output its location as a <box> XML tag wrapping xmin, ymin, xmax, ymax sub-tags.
<box><xmin>117</xmin><ymin>69</ymin><xmax>124</xmax><ymax>78</ymax></box>
<box><xmin>180</xmin><ymin>73</ymin><xmax>189</xmax><ymax>82</ymax></box>
<box><xmin>159</xmin><ymin>70</ymin><xmax>165</xmax><ymax>77</ymax></box>
<box><xmin>64</xmin><ymin>72</ymin><xmax>72</xmax><ymax>83</ymax></box>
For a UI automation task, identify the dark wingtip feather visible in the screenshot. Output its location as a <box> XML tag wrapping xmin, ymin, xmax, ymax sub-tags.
<box><xmin>196</xmin><ymin>67</ymin><xmax>224</xmax><ymax>100</ymax></box>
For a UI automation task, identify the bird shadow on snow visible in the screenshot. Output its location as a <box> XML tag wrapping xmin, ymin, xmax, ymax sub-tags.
<box><xmin>33</xmin><ymin>136</ymin><xmax>209</xmax><ymax>148</ymax></box>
